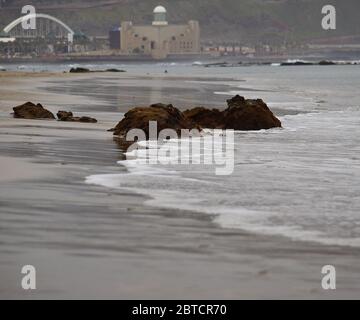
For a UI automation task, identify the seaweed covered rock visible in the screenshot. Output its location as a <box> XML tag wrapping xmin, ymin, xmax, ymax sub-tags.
<box><xmin>318</xmin><ymin>60</ymin><xmax>336</xmax><ymax>66</ymax></box>
<box><xmin>223</xmin><ymin>95</ymin><xmax>282</xmax><ymax>130</ymax></box>
<box><xmin>13</xmin><ymin>102</ymin><xmax>55</xmax><ymax>119</ymax></box>
<box><xmin>111</xmin><ymin>95</ymin><xmax>281</xmax><ymax>141</ymax></box>
<box><xmin>105</xmin><ymin>68</ymin><xmax>126</xmax><ymax>72</ymax></box>
<box><xmin>69</xmin><ymin>67</ymin><xmax>91</xmax><ymax>73</ymax></box>
<box><xmin>184</xmin><ymin>95</ymin><xmax>281</xmax><ymax>130</ymax></box>
<box><xmin>113</xmin><ymin>103</ymin><xmax>198</xmax><ymax>139</ymax></box>
<box><xmin>183</xmin><ymin>107</ymin><xmax>223</xmax><ymax>129</ymax></box>
<box><xmin>57</xmin><ymin>111</ymin><xmax>73</xmax><ymax>120</ymax></box>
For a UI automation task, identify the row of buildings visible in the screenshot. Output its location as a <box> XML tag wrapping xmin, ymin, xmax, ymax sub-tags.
<box><xmin>1</xmin><ymin>5</ymin><xmax>308</xmax><ymax>59</ymax></box>
<box><xmin>0</xmin><ymin>5</ymin><xmax>200</xmax><ymax>59</ymax></box>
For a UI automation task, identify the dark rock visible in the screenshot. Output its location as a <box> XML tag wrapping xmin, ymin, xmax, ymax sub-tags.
<box><xmin>113</xmin><ymin>103</ymin><xmax>198</xmax><ymax>139</ymax></box>
<box><xmin>57</xmin><ymin>110</ymin><xmax>97</xmax><ymax>123</ymax></box>
<box><xmin>280</xmin><ymin>61</ymin><xmax>313</xmax><ymax>66</ymax></box>
<box><xmin>223</xmin><ymin>96</ymin><xmax>282</xmax><ymax>130</ymax></box>
<box><xmin>204</xmin><ymin>62</ymin><xmax>229</xmax><ymax>68</ymax></box>
<box><xmin>57</xmin><ymin>111</ymin><xmax>73</xmax><ymax>120</ymax></box>
<box><xmin>226</xmin><ymin>95</ymin><xmax>246</xmax><ymax>110</ymax></box>
<box><xmin>69</xmin><ymin>67</ymin><xmax>91</xmax><ymax>73</ymax></box>
<box><xmin>184</xmin><ymin>95</ymin><xmax>281</xmax><ymax>131</ymax></box>
<box><xmin>13</xmin><ymin>102</ymin><xmax>55</xmax><ymax>119</ymax></box>
<box><xmin>105</xmin><ymin>68</ymin><xmax>126</xmax><ymax>72</ymax></box>
<box><xmin>75</xmin><ymin>116</ymin><xmax>98</xmax><ymax>123</ymax></box>
<box><xmin>319</xmin><ymin>60</ymin><xmax>336</xmax><ymax>66</ymax></box>
<box><xmin>183</xmin><ymin>107</ymin><xmax>223</xmax><ymax>128</ymax></box>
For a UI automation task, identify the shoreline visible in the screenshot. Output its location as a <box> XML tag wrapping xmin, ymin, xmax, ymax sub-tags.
<box><xmin>2</xmin><ymin>132</ymin><xmax>360</xmax><ymax>299</ymax></box>
<box><xmin>1</xmin><ymin>71</ymin><xmax>360</xmax><ymax>299</ymax></box>
<box><xmin>0</xmin><ymin>70</ymin><xmax>358</xmax><ymax>251</ymax></box>
<box><xmin>0</xmin><ymin>71</ymin><xmax>357</xmax><ymax>249</ymax></box>
<box><xmin>1</xmin><ymin>51</ymin><xmax>360</xmax><ymax>64</ymax></box>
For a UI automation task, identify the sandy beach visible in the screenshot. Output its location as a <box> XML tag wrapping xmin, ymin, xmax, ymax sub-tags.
<box><xmin>1</xmin><ymin>70</ymin><xmax>360</xmax><ymax>299</ymax></box>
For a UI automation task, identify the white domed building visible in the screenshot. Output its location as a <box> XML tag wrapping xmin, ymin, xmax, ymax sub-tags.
<box><xmin>152</xmin><ymin>5</ymin><xmax>168</xmax><ymax>26</ymax></box>
<box><xmin>120</xmin><ymin>5</ymin><xmax>200</xmax><ymax>59</ymax></box>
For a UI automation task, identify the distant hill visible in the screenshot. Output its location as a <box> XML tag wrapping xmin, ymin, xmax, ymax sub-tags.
<box><xmin>1</xmin><ymin>0</ymin><xmax>359</xmax><ymax>45</ymax></box>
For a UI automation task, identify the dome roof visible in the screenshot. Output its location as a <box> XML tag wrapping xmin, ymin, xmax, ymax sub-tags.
<box><xmin>153</xmin><ymin>5</ymin><xmax>166</xmax><ymax>13</ymax></box>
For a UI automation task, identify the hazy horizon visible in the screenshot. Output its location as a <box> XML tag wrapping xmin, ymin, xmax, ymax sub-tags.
<box><xmin>1</xmin><ymin>0</ymin><xmax>360</xmax><ymax>45</ymax></box>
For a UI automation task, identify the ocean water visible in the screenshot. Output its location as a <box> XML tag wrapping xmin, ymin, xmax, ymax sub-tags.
<box><xmin>23</xmin><ymin>62</ymin><xmax>360</xmax><ymax>247</ymax></box>
<box><xmin>82</xmin><ymin>64</ymin><xmax>360</xmax><ymax>247</ymax></box>
<box><xmin>86</xmin><ymin>109</ymin><xmax>360</xmax><ymax>247</ymax></box>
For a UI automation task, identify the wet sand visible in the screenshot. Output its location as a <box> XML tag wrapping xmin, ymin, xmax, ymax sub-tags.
<box><xmin>0</xmin><ymin>72</ymin><xmax>360</xmax><ymax>299</ymax></box>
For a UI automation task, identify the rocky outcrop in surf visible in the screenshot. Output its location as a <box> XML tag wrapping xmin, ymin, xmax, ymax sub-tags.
<box><xmin>13</xmin><ymin>102</ymin><xmax>55</xmax><ymax>119</ymax></box>
<box><xmin>112</xmin><ymin>103</ymin><xmax>199</xmax><ymax>139</ymax></box>
<box><xmin>223</xmin><ymin>95</ymin><xmax>282</xmax><ymax>130</ymax></box>
<box><xmin>184</xmin><ymin>95</ymin><xmax>282</xmax><ymax>131</ymax></box>
<box><xmin>112</xmin><ymin>95</ymin><xmax>281</xmax><ymax>140</ymax></box>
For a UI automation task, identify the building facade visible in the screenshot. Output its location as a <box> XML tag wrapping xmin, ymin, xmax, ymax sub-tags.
<box><xmin>121</xmin><ymin>5</ymin><xmax>200</xmax><ymax>59</ymax></box>
<box><xmin>109</xmin><ymin>27</ymin><xmax>121</xmax><ymax>50</ymax></box>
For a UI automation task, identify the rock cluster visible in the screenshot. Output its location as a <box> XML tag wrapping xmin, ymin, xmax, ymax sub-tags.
<box><xmin>12</xmin><ymin>102</ymin><xmax>97</xmax><ymax>123</ymax></box>
<box><xmin>112</xmin><ymin>95</ymin><xmax>282</xmax><ymax>140</ymax></box>
<box><xmin>57</xmin><ymin>111</ymin><xmax>97</xmax><ymax>123</ymax></box>
<box><xmin>184</xmin><ymin>95</ymin><xmax>282</xmax><ymax>130</ymax></box>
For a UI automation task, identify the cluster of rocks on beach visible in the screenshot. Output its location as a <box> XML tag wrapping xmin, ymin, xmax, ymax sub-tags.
<box><xmin>12</xmin><ymin>95</ymin><xmax>282</xmax><ymax>145</ymax></box>
<box><xmin>12</xmin><ymin>102</ymin><xmax>97</xmax><ymax>123</ymax></box>
<box><xmin>111</xmin><ymin>95</ymin><xmax>281</xmax><ymax>140</ymax></box>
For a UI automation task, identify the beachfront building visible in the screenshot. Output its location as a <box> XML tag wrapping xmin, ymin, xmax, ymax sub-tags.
<box><xmin>120</xmin><ymin>5</ymin><xmax>200</xmax><ymax>59</ymax></box>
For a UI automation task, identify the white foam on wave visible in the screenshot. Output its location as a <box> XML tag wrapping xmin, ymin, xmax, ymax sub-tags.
<box><xmin>146</xmin><ymin>194</ymin><xmax>360</xmax><ymax>248</ymax></box>
<box><xmin>86</xmin><ymin>169</ymin><xmax>360</xmax><ymax>248</ymax></box>
<box><xmin>214</xmin><ymin>207</ymin><xmax>360</xmax><ymax>248</ymax></box>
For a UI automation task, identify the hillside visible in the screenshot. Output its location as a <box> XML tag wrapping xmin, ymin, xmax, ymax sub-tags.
<box><xmin>1</xmin><ymin>0</ymin><xmax>359</xmax><ymax>44</ymax></box>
